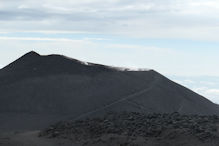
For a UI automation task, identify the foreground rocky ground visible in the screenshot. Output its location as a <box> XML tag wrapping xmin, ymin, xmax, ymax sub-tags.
<box><xmin>39</xmin><ymin>112</ymin><xmax>219</xmax><ymax>146</ymax></box>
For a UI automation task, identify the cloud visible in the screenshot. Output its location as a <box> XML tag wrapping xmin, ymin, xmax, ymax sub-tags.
<box><xmin>1</xmin><ymin>0</ymin><xmax>219</xmax><ymax>40</ymax></box>
<box><xmin>205</xmin><ymin>89</ymin><xmax>219</xmax><ymax>95</ymax></box>
<box><xmin>181</xmin><ymin>79</ymin><xmax>196</xmax><ymax>84</ymax></box>
<box><xmin>0</xmin><ymin>36</ymin><xmax>82</xmax><ymax>42</ymax></box>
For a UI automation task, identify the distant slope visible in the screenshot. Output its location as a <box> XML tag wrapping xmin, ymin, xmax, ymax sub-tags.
<box><xmin>0</xmin><ymin>51</ymin><xmax>219</xmax><ymax>130</ymax></box>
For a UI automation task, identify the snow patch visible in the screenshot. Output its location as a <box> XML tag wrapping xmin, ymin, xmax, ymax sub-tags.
<box><xmin>58</xmin><ymin>55</ymin><xmax>150</xmax><ymax>71</ymax></box>
<box><xmin>112</xmin><ymin>66</ymin><xmax>151</xmax><ymax>71</ymax></box>
<box><xmin>80</xmin><ymin>61</ymin><xmax>90</xmax><ymax>66</ymax></box>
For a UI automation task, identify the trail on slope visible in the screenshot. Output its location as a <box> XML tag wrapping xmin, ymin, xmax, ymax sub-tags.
<box><xmin>72</xmin><ymin>75</ymin><xmax>162</xmax><ymax>120</ymax></box>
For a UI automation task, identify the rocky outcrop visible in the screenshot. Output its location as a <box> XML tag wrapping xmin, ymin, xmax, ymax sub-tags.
<box><xmin>40</xmin><ymin>112</ymin><xmax>219</xmax><ymax>145</ymax></box>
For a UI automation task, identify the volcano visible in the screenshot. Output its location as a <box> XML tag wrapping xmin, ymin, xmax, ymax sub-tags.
<box><xmin>0</xmin><ymin>51</ymin><xmax>219</xmax><ymax>131</ymax></box>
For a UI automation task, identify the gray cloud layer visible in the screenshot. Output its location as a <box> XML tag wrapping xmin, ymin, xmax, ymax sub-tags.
<box><xmin>0</xmin><ymin>0</ymin><xmax>219</xmax><ymax>40</ymax></box>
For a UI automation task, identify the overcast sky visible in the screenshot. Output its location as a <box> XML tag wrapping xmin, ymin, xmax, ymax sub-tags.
<box><xmin>1</xmin><ymin>0</ymin><xmax>219</xmax><ymax>103</ymax></box>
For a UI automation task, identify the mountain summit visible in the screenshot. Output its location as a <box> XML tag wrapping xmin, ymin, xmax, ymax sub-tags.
<box><xmin>0</xmin><ymin>51</ymin><xmax>115</xmax><ymax>85</ymax></box>
<box><xmin>0</xmin><ymin>51</ymin><xmax>219</xmax><ymax>131</ymax></box>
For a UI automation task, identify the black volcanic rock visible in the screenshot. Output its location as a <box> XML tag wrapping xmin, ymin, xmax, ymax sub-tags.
<box><xmin>0</xmin><ymin>51</ymin><xmax>219</xmax><ymax>131</ymax></box>
<box><xmin>40</xmin><ymin>112</ymin><xmax>219</xmax><ymax>145</ymax></box>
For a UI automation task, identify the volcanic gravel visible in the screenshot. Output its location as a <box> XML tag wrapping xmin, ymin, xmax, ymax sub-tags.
<box><xmin>40</xmin><ymin>112</ymin><xmax>219</xmax><ymax>142</ymax></box>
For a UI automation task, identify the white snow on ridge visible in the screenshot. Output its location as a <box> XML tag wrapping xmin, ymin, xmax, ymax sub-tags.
<box><xmin>112</xmin><ymin>66</ymin><xmax>151</xmax><ymax>71</ymax></box>
<box><xmin>79</xmin><ymin>60</ymin><xmax>90</xmax><ymax>65</ymax></box>
<box><xmin>79</xmin><ymin>61</ymin><xmax>151</xmax><ymax>71</ymax></box>
<box><xmin>61</xmin><ymin>55</ymin><xmax>90</xmax><ymax>65</ymax></box>
<box><xmin>61</xmin><ymin>55</ymin><xmax>151</xmax><ymax>71</ymax></box>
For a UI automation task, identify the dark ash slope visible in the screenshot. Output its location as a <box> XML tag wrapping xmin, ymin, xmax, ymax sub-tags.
<box><xmin>0</xmin><ymin>51</ymin><xmax>219</xmax><ymax>131</ymax></box>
